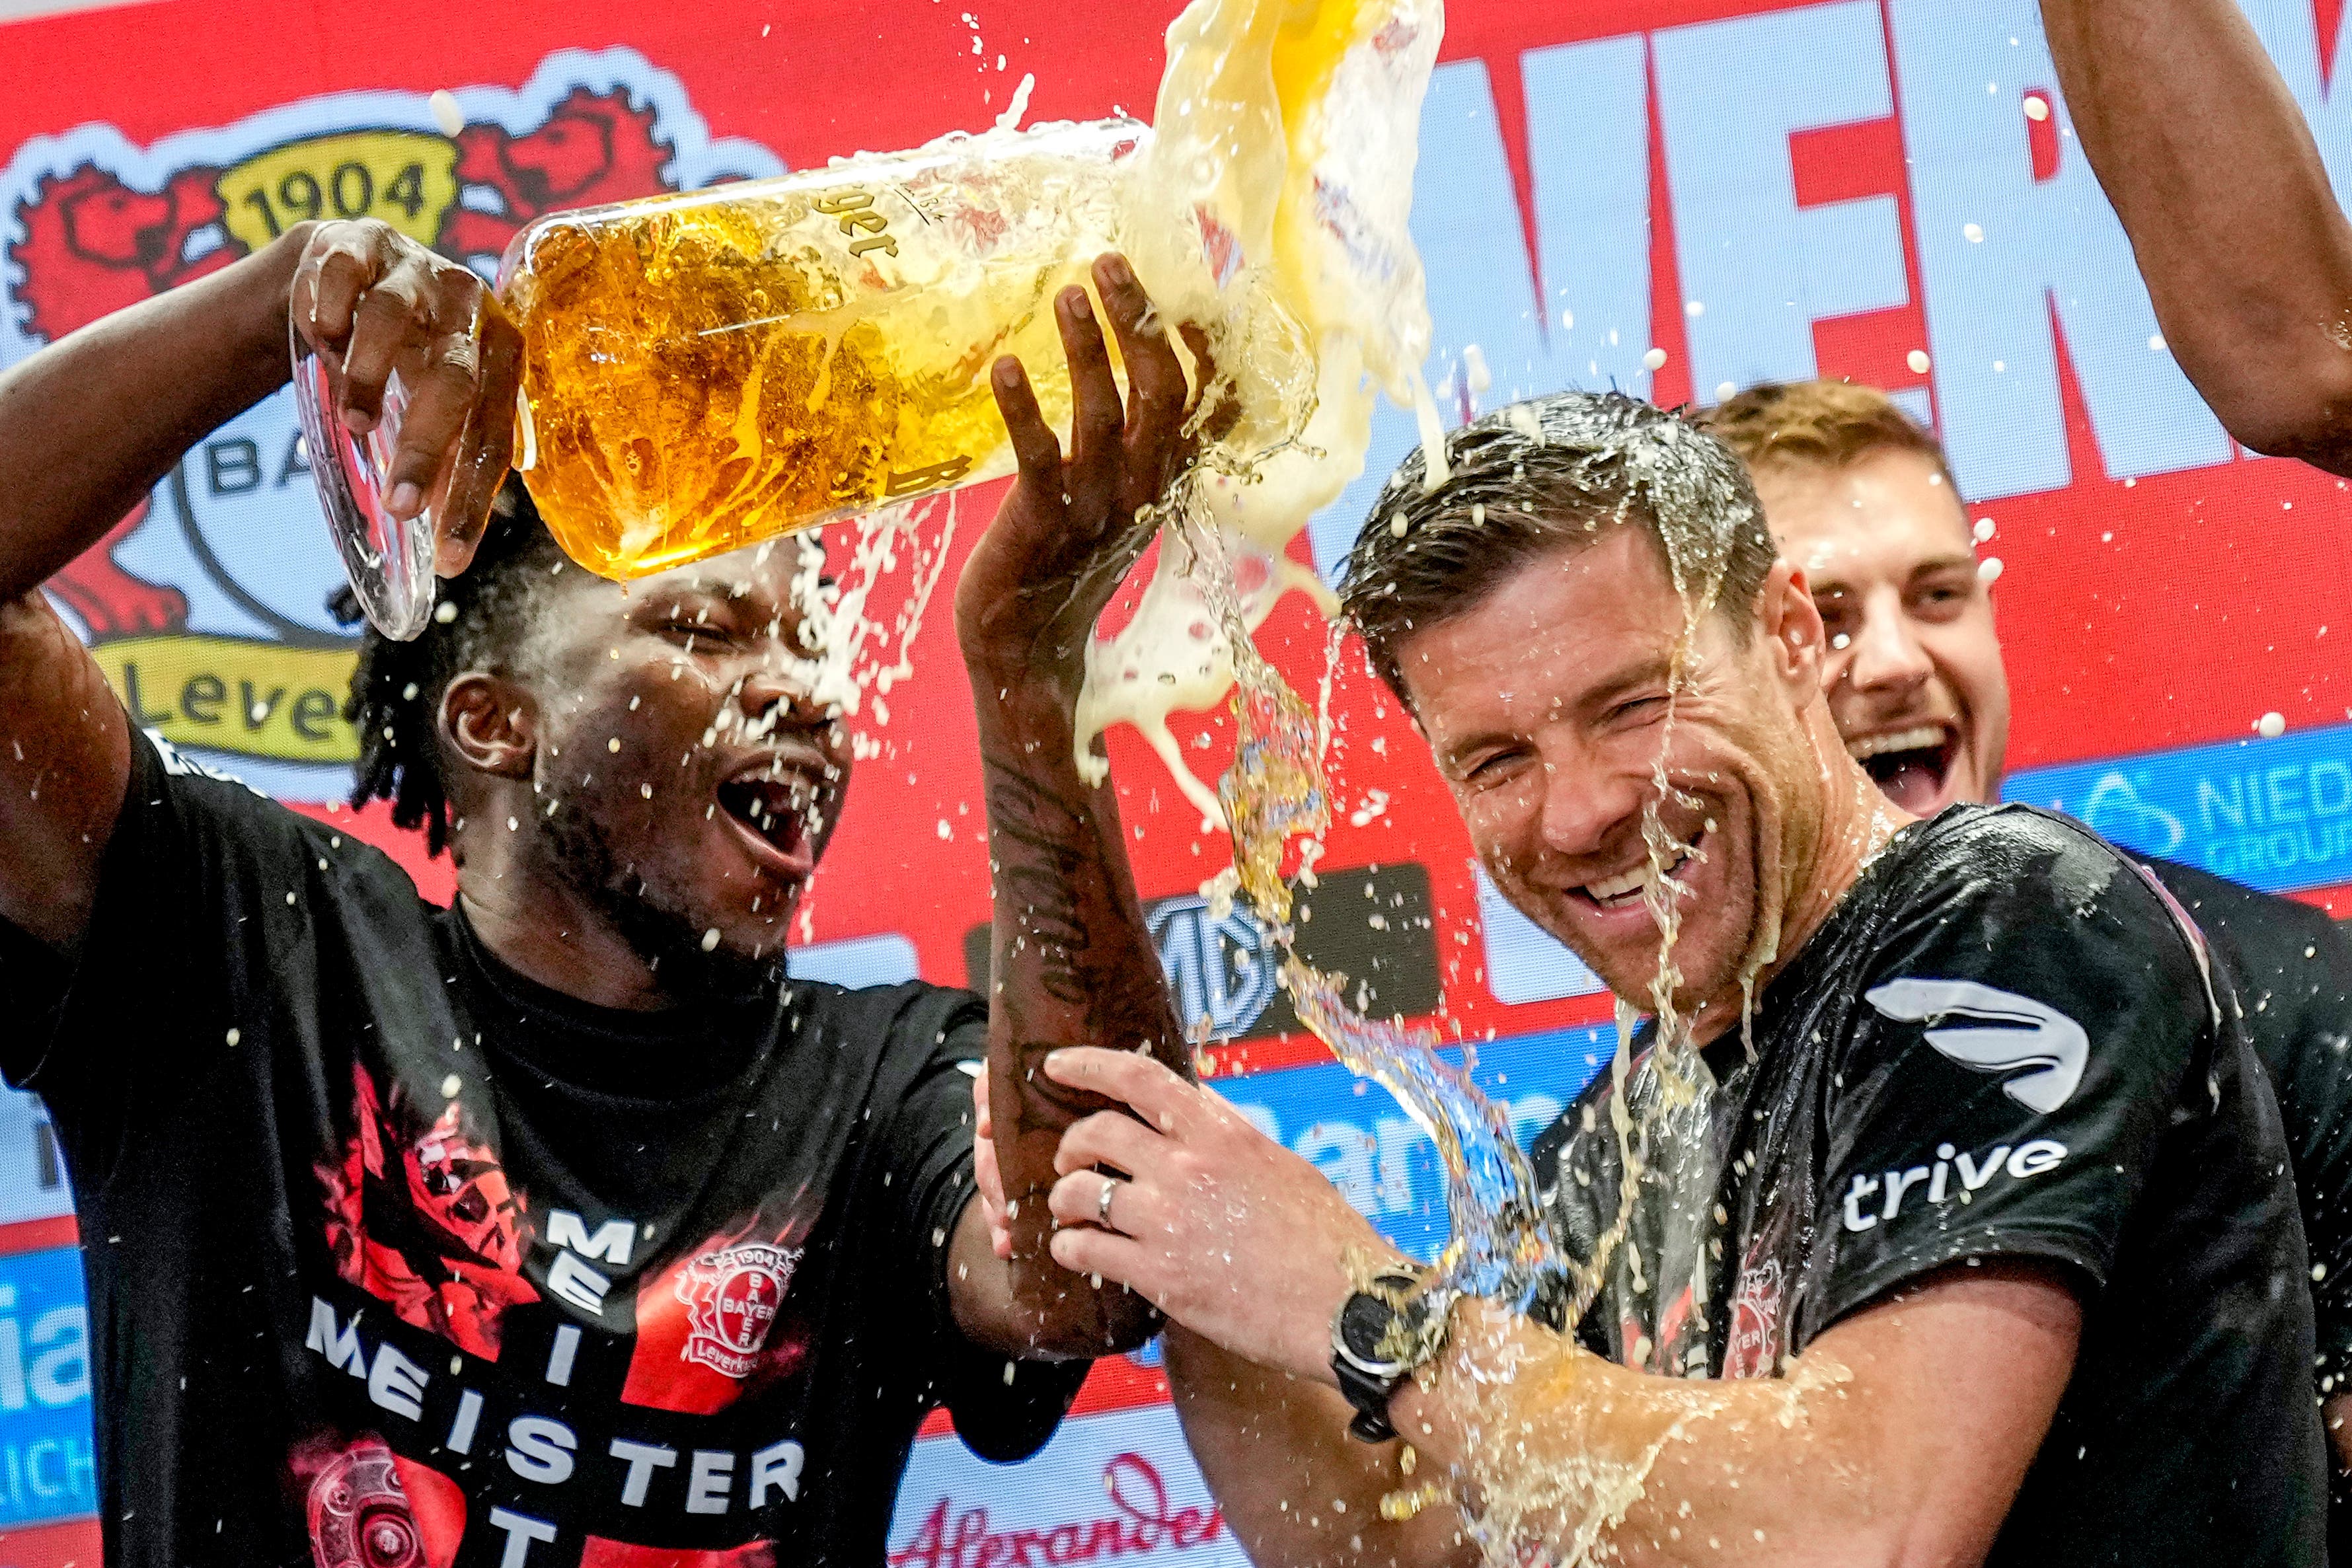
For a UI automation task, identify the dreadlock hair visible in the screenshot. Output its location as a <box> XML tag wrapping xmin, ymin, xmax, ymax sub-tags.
<box><xmin>330</xmin><ymin>476</ymin><xmax>569</xmax><ymax>856</ymax></box>
<box><xmin>1340</xmin><ymin>389</ymin><xmax>1775</xmax><ymax>702</ymax></box>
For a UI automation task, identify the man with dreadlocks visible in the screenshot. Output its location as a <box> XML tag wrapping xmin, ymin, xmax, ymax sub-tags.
<box><xmin>995</xmin><ymin>390</ymin><xmax>2328</xmax><ymax>1563</ymax></box>
<box><xmin>0</xmin><ymin>214</ymin><xmax>1195</xmax><ymax>1566</ymax></box>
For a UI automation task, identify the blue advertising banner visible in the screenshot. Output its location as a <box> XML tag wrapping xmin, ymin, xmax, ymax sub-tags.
<box><xmin>0</xmin><ymin>1250</ymin><xmax>93</xmax><ymax>1529</ymax></box>
<box><xmin>2006</xmin><ymin>723</ymin><xmax>2352</xmax><ymax>895</ymax></box>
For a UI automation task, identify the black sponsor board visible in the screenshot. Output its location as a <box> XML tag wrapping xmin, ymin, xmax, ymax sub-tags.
<box><xmin>964</xmin><ymin>862</ymin><xmax>1442</xmax><ymax>1044</ymax></box>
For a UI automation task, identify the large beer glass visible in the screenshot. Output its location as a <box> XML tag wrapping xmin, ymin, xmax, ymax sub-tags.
<box><xmin>297</xmin><ymin>118</ymin><xmax>1182</xmax><ymax>638</ymax></box>
<box><xmin>297</xmin><ymin>0</ymin><xmax>1450</xmax><ymax>642</ymax></box>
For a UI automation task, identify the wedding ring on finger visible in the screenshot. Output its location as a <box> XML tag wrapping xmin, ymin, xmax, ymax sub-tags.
<box><xmin>1095</xmin><ymin>1172</ymin><xmax>1121</xmax><ymax>1230</ymax></box>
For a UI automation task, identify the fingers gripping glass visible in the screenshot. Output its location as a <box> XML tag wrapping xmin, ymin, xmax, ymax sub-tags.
<box><xmin>292</xmin><ymin>314</ymin><xmax>438</xmax><ymax>640</ymax></box>
<box><xmin>293</xmin><ymin>303</ymin><xmax>515</xmax><ymax>642</ymax></box>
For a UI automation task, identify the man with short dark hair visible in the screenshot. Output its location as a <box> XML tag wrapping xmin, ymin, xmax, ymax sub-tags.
<box><xmin>1699</xmin><ymin>374</ymin><xmax>2352</xmax><ymax>1535</ymax></box>
<box><xmin>1003</xmin><ymin>390</ymin><xmax>2328</xmax><ymax>1565</ymax></box>
<box><xmin>0</xmin><ymin>214</ymin><xmax>1191</xmax><ymax>1565</ymax></box>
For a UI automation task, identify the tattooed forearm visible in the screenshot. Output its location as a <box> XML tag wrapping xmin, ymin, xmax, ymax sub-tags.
<box><xmin>985</xmin><ymin>765</ymin><xmax>1096</xmax><ymax>1008</ymax></box>
<box><xmin>973</xmin><ymin>735</ymin><xmax>1187</xmax><ymax>1353</ymax></box>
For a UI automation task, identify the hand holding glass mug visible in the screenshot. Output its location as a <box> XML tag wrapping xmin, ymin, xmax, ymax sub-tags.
<box><xmin>289</xmin><ymin>219</ymin><xmax>521</xmax><ymax>637</ymax></box>
<box><xmin>289</xmin><ymin>122</ymin><xmax>1182</xmax><ymax>642</ymax></box>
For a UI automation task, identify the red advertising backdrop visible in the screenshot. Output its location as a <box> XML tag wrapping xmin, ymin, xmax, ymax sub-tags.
<box><xmin>4</xmin><ymin>0</ymin><xmax>2352</xmax><ymax>1561</ymax></box>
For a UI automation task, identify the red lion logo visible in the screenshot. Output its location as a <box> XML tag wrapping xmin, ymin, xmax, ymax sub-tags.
<box><xmin>9</xmin><ymin>163</ymin><xmax>245</xmax><ymax>634</ymax></box>
<box><xmin>7</xmin><ymin>81</ymin><xmax>679</xmax><ymax>639</ymax></box>
<box><xmin>441</xmin><ymin>86</ymin><xmax>674</xmax><ymax>265</ymax></box>
<box><xmin>11</xmin><ymin>163</ymin><xmax>237</xmax><ymax>343</ymax></box>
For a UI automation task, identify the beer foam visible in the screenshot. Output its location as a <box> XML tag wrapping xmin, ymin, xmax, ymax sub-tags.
<box><xmin>1074</xmin><ymin>0</ymin><xmax>1444</xmax><ymax>814</ymax></box>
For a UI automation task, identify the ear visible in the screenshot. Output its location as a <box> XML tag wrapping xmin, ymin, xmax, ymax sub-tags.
<box><xmin>1755</xmin><ymin>558</ymin><xmax>1825</xmax><ymax>702</ymax></box>
<box><xmin>441</xmin><ymin>673</ymin><xmax>538</xmax><ymax>782</ymax></box>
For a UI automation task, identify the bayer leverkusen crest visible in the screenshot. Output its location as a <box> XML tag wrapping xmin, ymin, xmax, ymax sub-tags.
<box><xmin>0</xmin><ymin>50</ymin><xmax>781</xmax><ymax>799</ymax></box>
<box><xmin>674</xmin><ymin>1242</ymin><xmax>804</xmax><ymax>1379</ymax></box>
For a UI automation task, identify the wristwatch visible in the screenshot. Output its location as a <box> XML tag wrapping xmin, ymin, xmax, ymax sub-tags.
<box><xmin>1330</xmin><ymin>1268</ymin><xmax>1459</xmax><ymax>1442</ymax></box>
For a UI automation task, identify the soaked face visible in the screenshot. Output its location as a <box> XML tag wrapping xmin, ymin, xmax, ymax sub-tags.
<box><xmin>1757</xmin><ymin>448</ymin><xmax>2009</xmax><ymax>816</ymax></box>
<box><xmin>500</xmin><ymin>538</ymin><xmax>854</xmax><ymax>981</ymax></box>
<box><xmin>1399</xmin><ymin>526</ymin><xmax>1824</xmax><ymax>1012</ymax></box>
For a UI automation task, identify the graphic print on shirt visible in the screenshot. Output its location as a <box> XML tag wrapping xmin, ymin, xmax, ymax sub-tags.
<box><xmin>299</xmin><ymin>1073</ymin><xmax>823</xmax><ymax>1565</ymax></box>
<box><xmin>318</xmin><ymin>1063</ymin><xmax>538</xmax><ymax>1358</ymax></box>
<box><xmin>626</xmin><ymin>1211</ymin><xmax>817</xmax><ymax>1414</ymax></box>
<box><xmin>292</xmin><ymin>1433</ymin><xmax>467</xmax><ymax>1568</ymax></box>
<box><xmin>1721</xmin><ymin>1246</ymin><xmax>1784</xmax><ymax>1380</ymax></box>
<box><xmin>1862</xmin><ymin>979</ymin><xmax>2089</xmax><ymax>1113</ymax></box>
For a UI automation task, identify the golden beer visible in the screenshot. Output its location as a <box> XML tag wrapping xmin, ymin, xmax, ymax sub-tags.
<box><xmin>498</xmin><ymin>120</ymin><xmax>1149</xmax><ymax>579</ymax></box>
<box><xmin>301</xmin><ymin>0</ymin><xmax>1443</xmax><ymax>634</ymax></box>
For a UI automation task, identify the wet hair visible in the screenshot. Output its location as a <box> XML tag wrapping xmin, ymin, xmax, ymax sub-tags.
<box><xmin>330</xmin><ymin>477</ymin><xmax>568</xmax><ymax>856</ymax></box>
<box><xmin>1692</xmin><ymin>378</ymin><xmax>1958</xmax><ymax>493</ymax></box>
<box><xmin>1341</xmin><ymin>389</ymin><xmax>1775</xmax><ymax>700</ymax></box>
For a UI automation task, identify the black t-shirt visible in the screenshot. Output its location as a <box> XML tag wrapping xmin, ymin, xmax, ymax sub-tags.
<box><xmin>1533</xmin><ymin>803</ymin><xmax>2327</xmax><ymax>1565</ymax></box>
<box><xmin>2141</xmin><ymin>857</ymin><xmax>2352</xmax><ymax>1388</ymax></box>
<box><xmin>0</xmin><ymin>729</ymin><xmax>1083</xmax><ymax>1568</ymax></box>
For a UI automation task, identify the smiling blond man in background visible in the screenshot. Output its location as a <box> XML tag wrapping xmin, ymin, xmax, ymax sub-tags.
<box><xmin>1700</xmin><ymin>378</ymin><xmax>2352</xmax><ymax>1552</ymax></box>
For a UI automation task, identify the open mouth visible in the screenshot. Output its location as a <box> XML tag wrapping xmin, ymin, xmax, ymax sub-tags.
<box><xmin>714</xmin><ymin>768</ymin><xmax>819</xmax><ymax>881</ymax></box>
<box><xmin>1574</xmin><ymin>835</ymin><xmax>1702</xmax><ymax>914</ymax></box>
<box><xmin>1848</xmin><ymin>724</ymin><xmax>1957</xmax><ymax>815</ymax></box>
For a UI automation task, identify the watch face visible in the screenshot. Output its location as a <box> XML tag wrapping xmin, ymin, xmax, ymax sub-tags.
<box><xmin>1337</xmin><ymin>1273</ymin><xmax>1423</xmax><ymax>1374</ymax></box>
<box><xmin>1340</xmin><ymin>1292</ymin><xmax>1398</xmax><ymax>1362</ymax></box>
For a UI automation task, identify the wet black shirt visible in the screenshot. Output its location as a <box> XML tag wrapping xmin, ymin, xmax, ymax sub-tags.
<box><xmin>1534</xmin><ymin>803</ymin><xmax>2327</xmax><ymax>1565</ymax></box>
<box><xmin>0</xmin><ymin>729</ymin><xmax>1082</xmax><ymax>1568</ymax></box>
<box><xmin>2142</xmin><ymin>858</ymin><xmax>2352</xmax><ymax>1384</ymax></box>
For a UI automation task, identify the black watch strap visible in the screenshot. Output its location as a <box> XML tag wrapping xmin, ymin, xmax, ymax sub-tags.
<box><xmin>1332</xmin><ymin>1269</ymin><xmax>1449</xmax><ymax>1444</ymax></box>
<box><xmin>1332</xmin><ymin>1350</ymin><xmax>1405</xmax><ymax>1442</ymax></box>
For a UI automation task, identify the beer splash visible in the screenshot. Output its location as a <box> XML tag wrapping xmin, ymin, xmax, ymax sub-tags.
<box><xmin>1074</xmin><ymin>0</ymin><xmax>1449</xmax><ymax>815</ymax></box>
<box><xmin>494</xmin><ymin>0</ymin><xmax>1445</xmax><ymax>603</ymax></box>
<box><xmin>1179</xmin><ymin>513</ymin><xmax>1564</xmax><ymax>1314</ymax></box>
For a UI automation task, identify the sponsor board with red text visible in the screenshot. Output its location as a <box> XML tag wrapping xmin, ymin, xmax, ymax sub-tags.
<box><xmin>893</xmin><ymin>1404</ymin><xmax>1240</xmax><ymax>1568</ymax></box>
<box><xmin>7</xmin><ymin>0</ymin><xmax>2352</xmax><ymax>1554</ymax></box>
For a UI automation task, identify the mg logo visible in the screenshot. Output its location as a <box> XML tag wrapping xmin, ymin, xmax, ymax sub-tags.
<box><xmin>1145</xmin><ymin>895</ymin><xmax>1280</xmax><ymax>1041</ymax></box>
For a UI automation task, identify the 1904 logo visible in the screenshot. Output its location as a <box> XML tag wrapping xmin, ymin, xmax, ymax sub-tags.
<box><xmin>0</xmin><ymin>50</ymin><xmax>778</xmax><ymax>784</ymax></box>
<box><xmin>674</xmin><ymin>1242</ymin><xmax>803</xmax><ymax>1380</ymax></box>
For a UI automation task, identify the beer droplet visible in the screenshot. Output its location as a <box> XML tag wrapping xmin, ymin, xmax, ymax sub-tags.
<box><xmin>2259</xmin><ymin>711</ymin><xmax>2287</xmax><ymax>739</ymax></box>
<box><xmin>225</xmin><ymin>1028</ymin><xmax>241</xmax><ymax>1047</ymax></box>
<box><xmin>428</xmin><ymin>89</ymin><xmax>465</xmax><ymax>138</ymax></box>
<box><xmin>1642</xmin><ymin>348</ymin><xmax>1668</xmax><ymax>371</ymax></box>
<box><xmin>701</xmin><ymin>928</ymin><xmax>722</xmax><ymax>952</ymax></box>
<box><xmin>1907</xmin><ymin>349</ymin><xmax>1932</xmax><ymax>374</ymax></box>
